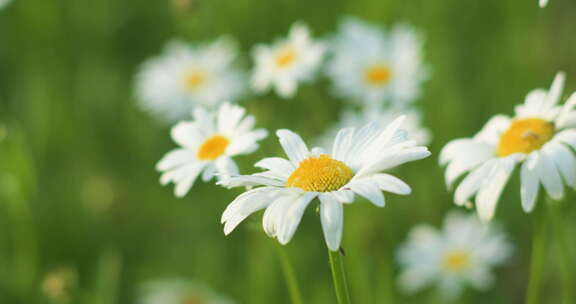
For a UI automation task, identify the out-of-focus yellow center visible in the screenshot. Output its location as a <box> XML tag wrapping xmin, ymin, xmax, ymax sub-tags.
<box><xmin>275</xmin><ymin>47</ymin><xmax>297</xmax><ymax>68</ymax></box>
<box><xmin>497</xmin><ymin>118</ymin><xmax>555</xmax><ymax>157</ymax></box>
<box><xmin>442</xmin><ymin>250</ymin><xmax>471</xmax><ymax>272</ymax></box>
<box><xmin>184</xmin><ymin>71</ymin><xmax>206</xmax><ymax>91</ymax></box>
<box><xmin>197</xmin><ymin>135</ymin><xmax>229</xmax><ymax>160</ymax></box>
<box><xmin>286</xmin><ymin>154</ymin><xmax>353</xmax><ymax>192</ymax></box>
<box><xmin>364</xmin><ymin>64</ymin><xmax>392</xmax><ymax>85</ymax></box>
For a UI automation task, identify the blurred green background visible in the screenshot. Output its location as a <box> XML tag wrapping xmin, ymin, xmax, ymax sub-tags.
<box><xmin>1</xmin><ymin>0</ymin><xmax>576</xmax><ymax>303</ymax></box>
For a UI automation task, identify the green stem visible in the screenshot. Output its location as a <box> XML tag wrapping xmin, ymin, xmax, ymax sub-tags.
<box><xmin>525</xmin><ymin>205</ymin><xmax>547</xmax><ymax>304</ymax></box>
<box><xmin>274</xmin><ymin>244</ymin><xmax>303</xmax><ymax>304</ymax></box>
<box><xmin>546</xmin><ymin>199</ymin><xmax>574</xmax><ymax>304</ymax></box>
<box><xmin>328</xmin><ymin>249</ymin><xmax>351</xmax><ymax>304</ymax></box>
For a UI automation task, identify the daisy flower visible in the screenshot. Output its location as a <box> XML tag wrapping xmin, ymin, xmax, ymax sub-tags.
<box><xmin>251</xmin><ymin>22</ymin><xmax>325</xmax><ymax>98</ymax></box>
<box><xmin>135</xmin><ymin>38</ymin><xmax>245</xmax><ymax>123</ymax></box>
<box><xmin>326</xmin><ymin>17</ymin><xmax>428</xmax><ymax>106</ymax></box>
<box><xmin>138</xmin><ymin>279</ymin><xmax>234</xmax><ymax>304</ymax></box>
<box><xmin>156</xmin><ymin>103</ymin><xmax>267</xmax><ymax>198</ymax></box>
<box><xmin>220</xmin><ymin>117</ymin><xmax>431</xmax><ymax>251</ymax></box>
<box><xmin>318</xmin><ymin>107</ymin><xmax>431</xmax><ymax>149</ymax></box>
<box><xmin>440</xmin><ymin>72</ymin><xmax>576</xmax><ymax>221</ymax></box>
<box><xmin>397</xmin><ymin>211</ymin><xmax>512</xmax><ymax>298</ymax></box>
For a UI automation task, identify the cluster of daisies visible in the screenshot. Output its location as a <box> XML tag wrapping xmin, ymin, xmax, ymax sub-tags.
<box><xmin>134</xmin><ymin>11</ymin><xmax>576</xmax><ymax>299</ymax></box>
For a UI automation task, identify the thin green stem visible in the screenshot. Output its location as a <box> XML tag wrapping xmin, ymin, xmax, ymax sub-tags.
<box><xmin>274</xmin><ymin>244</ymin><xmax>303</xmax><ymax>304</ymax></box>
<box><xmin>546</xmin><ymin>198</ymin><xmax>574</xmax><ymax>304</ymax></box>
<box><xmin>525</xmin><ymin>205</ymin><xmax>547</xmax><ymax>304</ymax></box>
<box><xmin>328</xmin><ymin>249</ymin><xmax>351</xmax><ymax>304</ymax></box>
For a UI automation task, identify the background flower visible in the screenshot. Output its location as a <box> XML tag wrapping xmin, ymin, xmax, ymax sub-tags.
<box><xmin>326</xmin><ymin>18</ymin><xmax>429</xmax><ymax>106</ymax></box>
<box><xmin>157</xmin><ymin>103</ymin><xmax>267</xmax><ymax>197</ymax></box>
<box><xmin>135</xmin><ymin>38</ymin><xmax>246</xmax><ymax>123</ymax></box>
<box><xmin>251</xmin><ymin>22</ymin><xmax>325</xmax><ymax>98</ymax></box>
<box><xmin>138</xmin><ymin>279</ymin><xmax>234</xmax><ymax>304</ymax></box>
<box><xmin>397</xmin><ymin>211</ymin><xmax>512</xmax><ymax>298</ymax></box>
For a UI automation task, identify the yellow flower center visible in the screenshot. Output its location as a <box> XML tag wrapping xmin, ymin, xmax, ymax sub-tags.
<box><xmin>184</xmin><ymin>71</ymin><xmax>206</xmax><ymax>91</ymax></box>
<box><xmin>275</xmin><ymin>47</ymin><xmax>297</xmax><ymax>68</ymax></box>
<box><xmin>286</xmin><ymin>154</ymin><xmax>354</xmax><ymax>192</ymax></box>
<box><xmin>364</xmin><ymin>64</ymin><xmax>392</xmax><ymax>86</ymax></box>
<box><xmin>197</xmin><ymin>135</ymin><xmax>229</xmax><ymax>160</ymax></box>
<box><xmin>442</xmin><ymin>250</ymin><xmax>471</xmax><ymax>272</ymax></box>
<box><xmin>496</xmin><ymin>118</ymin><xmax>555</xmax><ymax>157</ymax></box>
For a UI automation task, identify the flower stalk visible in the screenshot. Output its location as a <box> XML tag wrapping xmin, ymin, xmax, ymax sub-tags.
<box><xmin>328</xmin><ymin>249</ymin><xmax>351</xmax><ymax>304</ymax></box>
<box><xmin>525</xmin><ymin>204</ymin><xmax>547</xmax><ymax>304</ymax></box>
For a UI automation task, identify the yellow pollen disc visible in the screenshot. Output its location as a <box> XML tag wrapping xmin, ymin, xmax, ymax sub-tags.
<box><xmin>496</xmin><ymin>118</ymin><xmax>555</xmax><ymax>157</ymax></box>
<box><xmin>442</xmin><ymin>250</ymin><xmax>471</xmax><ymax>272</ymax></box>
<box><xmin>184</xmin><ymin>71</ymin><xmax>206</xmax><ymax>91</ymax></box>
<box><xmin>286</xmin><ymin>154</ymin><xmax>353</xmax><ymax>192</ymax></box>
<box><xmin>197</xmin><ymin>135</ymin><xmax>229</xmax><ymax>160</ymax></box>
<box><xmin>275</xmin><ymin>47</ymin><xmax>297</xmax><ymax>68</ymax></box>
<box><xmin>364</xmin><ymin>64</ymin><xmax>392</xmax><ymax>85</ymax></box>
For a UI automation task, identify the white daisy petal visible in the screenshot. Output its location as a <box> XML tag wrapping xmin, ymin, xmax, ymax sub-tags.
<box><xmin>536</xmin><ymin>147</ymin><xmax>564</xmax><ymax>200</ymax></box>
<box><xmin>276</xmin><ymin>129</ymin><xmax>309</xmax><ymax>165</ymax></box>
<box><xmin>254</xmin><ymin>157</ymin><xmax>295</xmax><ymax>180</ymax></box>
<box><xmin>475</xmin><ymin>157</ymin><xmax>516</xmax><ymax>221</ymax></box>
<box><xmin>555</xmin><ymin>129</ymin><xmax>576</xmax><ymax>150</ymax></box>
<box><xmin>222</xmin><ymin>187</ymin><xmax>279</xmax><ymax>234</ymax></box>
<box><xmin>521</xmin><ymin>153</ymin><xmax>540</xmax><ymax>213</ymax></box>
<box><xmin>319</xmin><ymin>193</ymin><xmax>344</xmax><ymax>251</ymax></box>
<box><xmin>217</xmin><ymin>103</ymin><xmax>246</xmax><ymax>134</ymax></box>
<box><xmin>170</xmin><ymin>122</ymin><xmax>203</xmax><ymax>149</ymax></box>
<box><xmin>201</xmin><ymin>163</ymin><xmax>216</xmax><ymax>182</ymax></box>
<box><xmin>332</xmin><ymin>190</ymin><xmax>355</xmax><ymax>204</ymax></box>
<box><xmin>277</xmin><ymin>192</ymin><xmax>316</xmax><ymax>245</ymax></box>
<box><xmin>548</xmin><ymin>142</ymin><xmax>576</xmax><ymax>189</ymax></box>
<box><xmin>263</xmin><ymin>194</ymin><xmax>298</xmax><ymax>238</ymax></box>
<box><xmin>371</xmin><ymin>173</ymin><xmax>412</xmax><ymax>195</ymax></box>
<box><xmin>156</xmin><ymin>149</ymin><xmax>196</xmax><ymax>171</ymax></box>
<box><xmin>348</xmin><ymin>178</ymin><xmax>385</xmax><ymax>207</ymax></box>
<box><xmin>545</xmin><ymin>71</ymin><xmax>565</xmax><ymax>108</ymax></box>
<box><xmin>173</xmin><ymin>163</ymin><xmax>206</xmax><ymax>198</ymax></box>
<box><xmin>332</xmin><ymin>127</ymin><xmax>355</xmax><ymax>163</ymax></box>
<box><xmin>454</xmin><ymin>160</ymin><xmax>496</xmax><ymax>206</ymax></box>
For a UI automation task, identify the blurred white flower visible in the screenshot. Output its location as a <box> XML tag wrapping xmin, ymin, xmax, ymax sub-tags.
<box><xmin>0</xmin><ymin>0</ymin><xmax>13</xmax><ymax>10</ymax></box>
<box><xmin>138</xmin><ymin>279</ymin><xmax>234</xmax><ymax>304</ymax></box>
<box><xmin>440</xmin><ymin>72</ymin><xmax>576</xmax><ymax>221</ymax></box>
<box><xmin>251</xmin><ymin>22</ymin><xmax>326</xmax><ymax>98</ymax></box>
<box><xmin>157</xmin><ymin>103</ymin><xmax>267</xmax><ymax>197</ymax></box>
<box><xmin>326</xmin><ymin>18</ymin><xmax>428</xmax><ymax>106</ymax></box>
<box><xmin>539</xmin><ymin>0</ymin><xmax>548</xmax><ymax>7</ymax></box>
<box><xmin>135</xmin><ymin>38</ymin><xmax>246</xmax><ymax>123</ymax></box>
<box><xmin>318</xmin><ymin>107</ymin><xmax>431</xmax><ymax>149</ymax></box>
<box><xmin>397</xmin><ymin>211</ymin><xmax>512</xmax><ymax>298</ymax></box>
<box><xmin>220</xmin><ymin>117</ymin><xmax>430</xmax><ymax>251</ymax></box>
